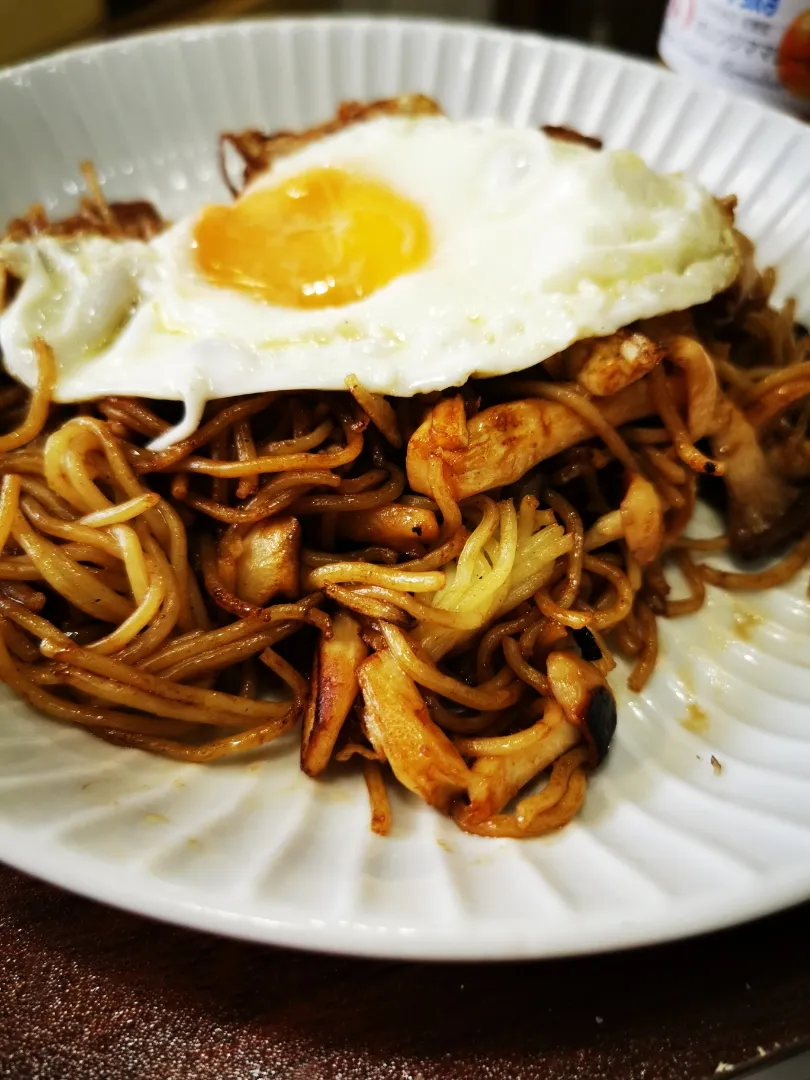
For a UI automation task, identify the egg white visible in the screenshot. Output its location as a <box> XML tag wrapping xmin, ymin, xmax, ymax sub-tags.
<box><xmin>0</xmin><ymin>114</ymin><xmax>740</xmax><ymax>449</ymax></box>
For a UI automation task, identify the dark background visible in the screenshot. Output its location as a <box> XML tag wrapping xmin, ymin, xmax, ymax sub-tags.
<box><xmin>2</xmin><ymin>867</ymin><xmax>809</xmax><ymax>1080</ymax></box>
<box><xmin>497</xmin><ymin>0</ymin><xmax>668</xmax><ymax>57</ymax></box>
<box><xmin>2</xmin><ymin>0</ymin><xmax>671</xmax><ymax>69</ymax></box>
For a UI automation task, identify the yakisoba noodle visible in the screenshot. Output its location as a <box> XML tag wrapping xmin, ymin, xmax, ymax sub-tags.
<box><xmin>0</xmin><ymin>114</ymin><xmax>808</xmax><ymax>840</ymax></box>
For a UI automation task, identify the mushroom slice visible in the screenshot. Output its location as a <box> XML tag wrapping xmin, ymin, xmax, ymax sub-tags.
<box><xmin>546</xmin><ymin>650</ymin><xmax>617</xmax><ymax>766</ymax></box>
<box><xmin>301</xmin><ymin>611</ymin><xmax>368</xmax><ymax>777</ymax></box>
<box><xmin>358</xmin><ymin>650</ymin><xmax>470</xmax><ymax>813</ymax></box>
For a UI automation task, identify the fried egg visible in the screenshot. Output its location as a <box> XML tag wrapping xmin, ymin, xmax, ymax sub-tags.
<box><xmin>0</xmin><ymin>114</ymin><xmax>739</xmax><ymax>449</ymax></box>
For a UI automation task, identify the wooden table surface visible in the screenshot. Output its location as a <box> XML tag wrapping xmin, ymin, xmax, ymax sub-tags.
<box><xmin>1</xmin><ymin>865</ymin><xmax>808</xmax><ymax>1080</ymax></box>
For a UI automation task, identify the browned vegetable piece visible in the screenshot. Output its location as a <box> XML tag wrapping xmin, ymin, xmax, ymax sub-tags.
<box><xmin>235</xmin><ymin>516</ymin><xmax>301</xmax><ymax>606</ymax></box>
<box><xmin>664</xmin><ymin>334</ymin><xmax>719</xmax><ymax>441</ymax></box>
<box><xmin>570</xmin><ymin>332</ymin><xmax>663</xmax><ymax>397</ymax></box>
<box><xmin>358</xmin><ymin>650</ymin><xmax>470</xmax><ymax>813</ymax></box>
<box><xmin>711</xmin><ymin>398</ymin><xmax>799</xmax><ymax>557</ymax></box>
<box><xmin>362</xmin><ymin>760</ymin><xmax>392</xmax><ymax>836</ymax></box>
<box><xmin>429</xmin><ymin>394</ymin><xmax>469</xmax><ymax>451</ymax></box>
<box><xmin>546</xmin><ymin>651</ymin><xmax>617</xmax><ymax>765</ymax></box>
<box><xmin>301</xmin><ymin>611</ymin><xmax>368</xmax><ymax>777</ymax></box>
<box><xmin>335</xmin><ymin>504</ymin><xmax>439</xmax><ymax>552</ymax></box>
<box><xmin>464</xmin><ymin>706</ymin><xmax>582</xmax><ymax>825</ymax></box>
<box><xmin>620</xmin><ymin>473</ymin><xmax>664</xmax><ymax>566</ymax></box>
<box><xmin>4</xmin><ymin>199</ymin><xmax>164</xmax><ymax>242</ymax></box>
<box><xmin>572</xmin><ymin>627</ymin><xmax>602</xmax><ymax>662</ymax></box>
<box><xmin>407</xmin><ymin>377</ymin><xmax>665</xmax><ymax>499</ymax></box>
<box><xmin>542</xmin><ymin>125</ymin><xmax>603</xmax><ymax>151</ymax></box>
<box><xmin>221</xmin><ymin>94</ymin><xmax>442</xmax><ymax>192</ymax></box>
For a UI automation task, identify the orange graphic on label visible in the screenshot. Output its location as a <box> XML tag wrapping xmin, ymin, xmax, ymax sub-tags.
<box><xmin>778</xmin><ymin>9</ymin><xmax>810</xmax><ymax>99</ymax></box>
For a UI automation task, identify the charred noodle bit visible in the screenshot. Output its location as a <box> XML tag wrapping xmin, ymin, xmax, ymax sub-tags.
<box><xmin>1</xmin><ymin>121</ymin><xmax>809</xmax><ymax>837</ymax></box>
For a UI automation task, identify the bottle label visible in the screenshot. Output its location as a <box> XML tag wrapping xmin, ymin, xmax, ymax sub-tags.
<box><xmin>660</xmin><ymin>0</ymin><xmax>810</xmax><ymax>116</ymax></box>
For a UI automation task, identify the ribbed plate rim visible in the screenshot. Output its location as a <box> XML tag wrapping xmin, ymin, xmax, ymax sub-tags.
<box><xmin>1</xmin><ymin>15</ymin><xmax>809</xmax><ymax>960</ymax></box>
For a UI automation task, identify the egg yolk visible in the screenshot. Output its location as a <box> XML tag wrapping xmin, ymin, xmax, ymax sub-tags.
<box><xmin>194</xmin><ymin>167</ymin><xmax>431</xmax><ymax>308</ymax></box>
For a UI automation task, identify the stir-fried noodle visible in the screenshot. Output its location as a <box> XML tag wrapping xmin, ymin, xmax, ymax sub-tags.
<box><xmin>0</xmin><ymin>107</ymin><xmax>807</xmax><ymax>838</ymax></box>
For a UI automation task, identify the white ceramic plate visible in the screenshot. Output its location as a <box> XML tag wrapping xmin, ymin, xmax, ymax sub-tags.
<box><xmin>2</xmin><ymin>16</ymin><xmax>810</xmax><ymax>960</ymax></box>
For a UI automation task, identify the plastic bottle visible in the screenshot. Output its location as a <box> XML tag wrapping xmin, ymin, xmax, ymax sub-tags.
<box><xmin>659</xmin><ymin>0</ymin><xmax>810</xmax><ymax>116</ymax></box>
